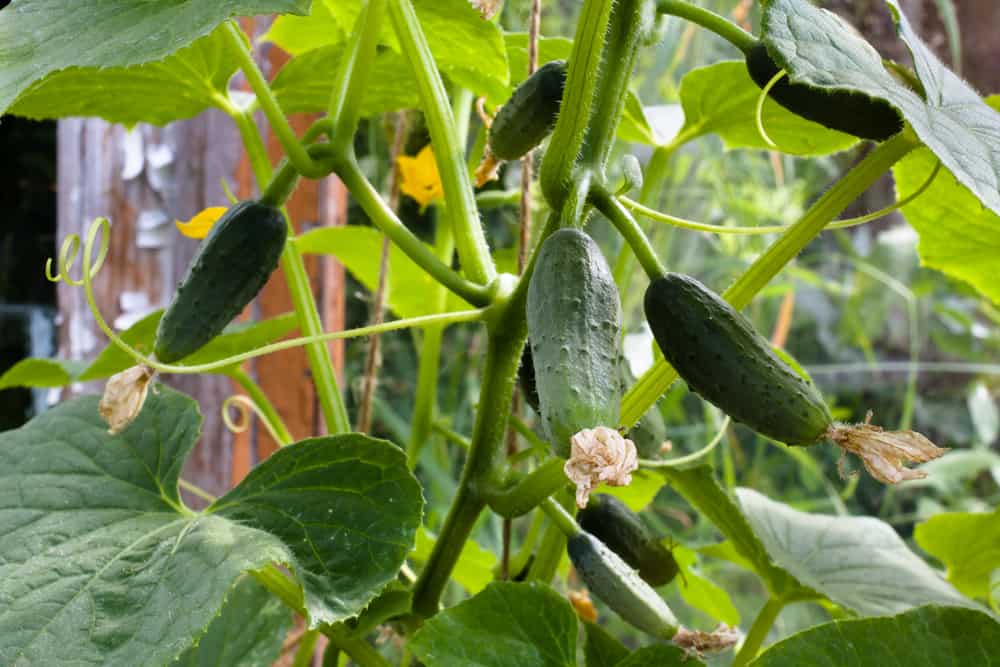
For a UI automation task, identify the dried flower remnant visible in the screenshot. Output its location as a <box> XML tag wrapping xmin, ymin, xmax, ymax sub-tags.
<box><xmin>827</xmin><ymin>411</ymin><xmax>948</xmax><ymax>484</ymax></box>
<box><xmin>469</xmin><ymin>0</ymin><xmax>502</xmax><ymax>20</ymax></box>
<box><xmin>672</xmin><ymin>624</ymin><xmax>741</xmax><ymax>660</ymax></box>
<box><xmin>564</xmin><ymin>426</ymin><xmax>638</xmax><ymax>508</ymax></box>
<box><xmin>568</xmin><ymin>588</ymin><xmax>598</xmax><ymax>623</ymax></box>
<box><xmin>99</xmin><ymin>365</ymin><xmax>155</xmax><ymax>434</ymax></box>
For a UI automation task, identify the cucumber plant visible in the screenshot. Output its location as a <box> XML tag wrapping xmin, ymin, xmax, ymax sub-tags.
<box><xmin>1</xmin><ymin>0</ymin><xmax>998</xmax><ymax>666</ymax></box>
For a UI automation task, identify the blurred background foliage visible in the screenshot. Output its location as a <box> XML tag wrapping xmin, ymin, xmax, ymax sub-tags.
<box><xmin>1</xmin><ymin>0</ymin><xmax>997</xmax><ymax>658</ymax></box>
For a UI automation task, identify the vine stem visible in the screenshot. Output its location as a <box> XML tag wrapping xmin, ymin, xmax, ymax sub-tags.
<box><xmin>387</xmin><ymin>0</ymin><xmax>495</xmax><ymax>285</ymax></box>
<box><xmin>591</xmin><ymin>185</ymin><xmax>667</xmax><ymax>280</ymax></box>
<box><xmin>655</xmin><ymin>0</ymin><xmax>757</xmax><ymax>54</ymax></box>
<box><xmin>620</xmin><ymin>131</ymin><xmax>919</xmax><ymax>426</ymax></box>
<box><xmin>732</xmin><ymin>597</ymin><xmax>786</xmax><ymax>667</ymax></box>
<box><xmin>228</xmin><ymin>106</ymin><xmax>352</xmax><ymax>434</ymax></box>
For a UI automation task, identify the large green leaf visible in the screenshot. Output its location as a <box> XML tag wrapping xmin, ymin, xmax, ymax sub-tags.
<box><xmin>262</xmin><ymin>0</ymin><xmax>346</xmax><ymax>56</ymax></box>
<box><xmin>8</xmin><ymin>26</ymin><xmax>238</xmax><ymax>125</ymax></box>
<box><xmin>409</xmin><ymin>582</ymin><xmax>578</xmax><ymax>667</ymax></box>
<box><xmin>736</xmin><ymin>488</ymin><xmax>976</xmax><ymax>616</ymax></box>
<box><xmin>893</xmin><ymin>100</ymin><xmax>1000</xmax><ymax>305</ymax></box>
<box><xmin>171</xmin><ymin>576</ymin><xmax>292</xmax><ymax>667</ymax></box>
<box><xmin>295</xmin><ymin>226</ymin><xmax>470</xmax><ymax>318</ymax></box>
<box><xmin>0</xmin><ymin>386</ymin><xmax>421</xmax><ymax>664</ymax></box>
<box><xmin>677</xmin><ymin>61</ymin><xmax>856</xmax><ymax>156</ymax></box>
<box><xmin>614</xmin><ymin>646</ymin><xmax>703</xmax><ymax>666</ymax></box>
<box><xmin>751</xmin><ymin>605</ymin><xmax>1000</xmax><ymax>666</ymax></box>
<box><xmin>0</xmin><ymin>0</ymin><xmax>308</xmax><ymax>116</ymax></box>
<box><xmin>914</xmin><ymin>508</ymin><xmax>1000</xmax><ymax>600</ymax></box>
<box><xmin>0</xmin><ymin>358</ymin><xmax>86</xmax><ymax>390</ymax></box>
<box><xmin>761</xmin><ymin>0</ymin><xmax>1000</xmax><ymax>216</ymax></box>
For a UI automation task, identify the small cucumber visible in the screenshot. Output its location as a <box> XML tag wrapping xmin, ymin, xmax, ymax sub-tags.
<box><xmin>644</xmin><ymin>273</ymin><xmax>832</xmax><ymax>446</ymax></box>
<box><xmin>517</xmin><ymin>344</ymin><xmax>540</xmax><ymax>413</ymax></box>
<box><xmin>489</xmin><ymin>60</ymin><xmax>567</xmax><ymax>161</ymax></box>
<box><xmin>578</xmin><ymin>494</ymin><xmax>678</xmax><ymax>587</ymax></box>
<box><xmin>568</xmin><ymin>532</ymin><xmax>678</xmax><ymax>638</ymax></box>
<box><xmin>527</xmin><ymin>229</ymin><xmax>622</xmax><ymax>457</ymax></box>
<box><xmin>155</xmin><ymin>201</ymin><xmax>287</xmax><ymax>363</ymax></box>
<box><xmin>745</xmin><ymin>42</ymin><xmax>903</xmax><ymax>142</ymax></box>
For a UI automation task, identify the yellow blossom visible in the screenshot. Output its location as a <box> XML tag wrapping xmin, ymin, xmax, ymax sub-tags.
<box><xmin>397</xmin><ymin>145</ymin><xmax>444</xmax><ymax>209</ymax></box>
<box><xmin>175</xmin><ymin>206</ymin><xmax>228</xmax><ymax>239</ymax></box>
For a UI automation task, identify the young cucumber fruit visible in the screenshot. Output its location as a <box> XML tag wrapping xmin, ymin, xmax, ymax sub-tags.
<box><xmin>745</xmin><ymin>42</ymin><xmax>903</xmax><ymax>142</ymax></box>
<box><xmin>489</xmin><ymin>60</ymin><xmax>567</xmax><ymax>161</ymax></box>
<box><xmin>578</xmin><ymin>494</ymin><xmax>678</xmax><ymax>587</ymax></box>
<box><xmin>154</xmin><ymin>200</ymin><xmax>287</xmax><ymax>363</ymax></box>
<box><xmin>568</xmin><ymin>532</ymin><xmax>678</xmax><ymax>638</ymax></box>
<box><xmin>644</xmin><ymin>273</ymin><xmax>832</xmax><ymax>446</ymax></box>
<box><xmin>527</xmin><ymin>229</ymin><xmax>622</xmax><ymax>457</ymax></box>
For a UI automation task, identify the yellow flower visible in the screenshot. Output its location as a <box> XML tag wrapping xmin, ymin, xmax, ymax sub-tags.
<box><xmin>397</xmin><ymin>145</ymin><xmax>444</xmax><ymax>209</ymax></box>
<box><xmin>175</xmin><ymin>206</ymin><xmax>228</xmax><ymax>239</ymax></box>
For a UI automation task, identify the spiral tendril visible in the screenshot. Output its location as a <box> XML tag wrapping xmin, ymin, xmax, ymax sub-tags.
<box><xmin>222</xmin><ymin>394</ymin><xmax>284</xmax><ymax>444</ymax></box>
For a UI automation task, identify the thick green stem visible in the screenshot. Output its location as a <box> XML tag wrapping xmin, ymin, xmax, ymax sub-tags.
<box><xmin>230</xmin><ymin>110</ymin><xmax>352</xmax><ymax>434</ymax></box>
<box><xmin>387</xmin><ymin>0</ymin><xmax>495</xmax><ymax>285</ymax></box>
<box><xmin>335</xmin><ymin>155</ymin><xmax>491</xmax><ymax>307</ymax></box>
<box><xmin>620</xmin><ymin>132</ymin><xmax>918</xmax><ymax>426</ymax></box>
<box><xmin>656</xmin><ymin>0</ymin><xmax>757</xmax><ymax>53</ymax></box>
<box><xmin>732</xmin><ymin>597</ymin><xmax>786</xmax><ymax>667</ymax></box>
<box><xmin>324</xmin><ymin>627</ymin><xmax>392</xmax><ymax>667</ymax></box>
<box><xmin>539</xmin><ymin>496</ymin><xmax>581</xmax><ymax>537</ymax></box>
<box><xmin>592</xmin><ymin>185</ymin><xmax>667</xmax><ymax>280</ymax></box>
<box><xmin>540</xmin><ymin>0</ymin><xmax>614</xmax><ymax>210</ymax></box>
<box><xmin>526</xmin><ymin>489</ymin><xmax>574</xmax><ymax>583</ymax></box>
<box><xmin>224</xmin><ymin>22</ymin><xmax>326</xmax><ymax>178</ymax></box>
<box><xmin>327</xmin><ymin>0</ymin><xmax>385</xmax><ymax>145</ymax></box>
<box><xmin>407</xmin><ymin>221</ymin><xmax>456</xmax><ymax>467</ymax></box>
<box><xmin>229</xmin><ymin>367</ymin><xmax>294</xmax><ymax>445</ymax></box>
<box><xmin>484</xmin><ymin>458</ymin><xmax>568</xmax><ymax>518</ymax></box>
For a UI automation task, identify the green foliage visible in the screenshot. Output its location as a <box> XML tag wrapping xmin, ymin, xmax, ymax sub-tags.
<box><xmin>914</xmin><ymin>507</ymin><xmax>1000</xmax><ymax>600</ymax></box>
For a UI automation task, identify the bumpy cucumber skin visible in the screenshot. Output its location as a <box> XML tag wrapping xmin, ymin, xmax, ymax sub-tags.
<box><xmin>527</xmin><ymin>229</ymin><xmax>622</xmax><ymax>457</ymax></box>
<box><xmin>568</xmin><ymin>532</ymin><xmax>678</xmax><ymax>638</ymax></box>
<box><xmin>578</xmin><ymin>494</ymin><xmax>678</xmax><ymax>587</ymax></box>
<box><xmin>745</xmin><ymin>42</ymin><xmax>903</xmax><ymax>142</ymax></box>
<box><xmin>643</xmin><ymin>273</ymin><xmax>832</xmax><ymax>446</ymax></box>
<box><xmin>154</xmin><ymin>201</ymin><xmax>287</xmax><ymax>363</ymax></box>
<box><xmin>490</xmin><ymin>60</ymin><xmax>567</xmax><ymax>161</ymax></box>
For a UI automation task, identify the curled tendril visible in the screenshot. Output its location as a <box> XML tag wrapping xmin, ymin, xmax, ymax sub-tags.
<box><xmin>46</xmin><ymin>223</ymin><xmax>110</xmax><ymax>286</ymax></box>
<box><xmin>755</xmin><ymin>68</ymin><xmax>787</xmax><ymax>149</ymax></box>
<box><xmin>222</xmin><ymin>394</ymin><xmax>285</xmax><ymax>444</ymax></box>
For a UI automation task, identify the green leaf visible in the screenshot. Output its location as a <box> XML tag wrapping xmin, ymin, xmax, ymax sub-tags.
<box><xmin>296</xmin><ymin>227</ymin><xmax>471</xmax><ymax>318</ymax></box>
<box><xmin>761</xmin><ymin>0</ymin><xmax>1000</xmax><ymax>216</ymax></box>
<box><xmin>0</xmin><ymin>386</ymin><xmax>422</xmax><ymax>665</ymax></box>
<box><xmin>893</xmin><ymin>100</ymin><xmax>1000</xmax><ymax>306</ymax></box>
<box><xmin>654</xmin><ymin>466</ymin><xmax>802</xmax><ymax>597</ymax></box>
<box><xmin>614</xmin><ymin>645</ymin><xmax>703</xmax><ymax>666</ymax></box>
<box><xmin>991</xmin><ymin>570</ymin><xmax>1000</xmax><ymax>611</ymax></box>
<box><xmin>583</xmin><ymin>622</ymin><xmax>628</xmax><ymax>667</ymax></box>
<box><xmin>0</xmin><ymin>358</ymin><xmax>86</xmax><ymax>390</ymax></box>
<box><xmin>736</xmin><ymin>488</ymin><xmax>977</xmax><ymax>615</ymax></box>
<box><xmin>502</xmin><ymin>34</ymin><xmax>573</xmax><ymax>92</ymax></box>
<box><xmin>262</xmin><ymin>0</ymin><xmax>346</xmax><ymax>56</ymax></box>
<box><xmin>171</xmin><ymin>576</ymin><xmax>292</xmax><ymax>667</ymax></box>
<box><xmin>751</xmin><ymin>605</ymin><xmax>1000</xmax><ymax>666</ymax></box>
<box><xmin>210</xmin><ymin>432</ymin><xmax>423</xmax><ymax>626</ymax></box>
<box><xmin>409</xmin><ymin>581</ymin><xmax>578</xmax><ymax>667</ymax></box>
<box><xmin>8</xmin><ymin>26</ymin><xmax>238</xmax><ymax>125</ymax></box>
<box><xmin>0</xmin><ymin>0</ymin><xmax>308</xmax><ymax>116</ymax></box>
<box><xmin>673</xmin><ymin>545</ymin><xmax>741</xmax><ymax>626</ymax></box>
<box><xmin>677</xmin><ymin>62</ymin><xmax>856</xmax><ymax>155</ymax></box>
<box><xmin>901</xmin><ymin>449</ymin><xmax>1000</xmax><ymax>495</ymax></box>
<box><xmin>410</xmin><ymin>526</ymin><xmax>496</xmax><ymax>595</ymax></box>
<box><xmin>76</xmin><ymin>310</ymin><xmax>164</xmax><ymax>382</ymax></box>
<box><xmin>914</xmin><ymin>507</ymin><xmax>1000</xmax><ymax>600</ymax></box>
<box><xmin>602</xmin><ymin>469</ymin><xmax>662</xmax><ymax>512</ymax></box>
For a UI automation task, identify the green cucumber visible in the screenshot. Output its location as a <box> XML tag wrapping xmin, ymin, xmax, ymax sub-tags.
<box><xmin>568</xmin><ymin>532</ymin><xmax>678</xmax><ymax>638</ymax></box>
<box><xmin>517</xmin><ymin>344</ymin><xmax>540</xmax><ymax>413</ymax></box>
<box><xmin>578</xmin><ymin>494</ymin><xmax>677</xmax><ymax>587</ymax></box>
<box><xmin>154</xmin><ymin>200</ymin><xmax>287</xmax><ymax>363</ymax></box>
<box><xmin>745</xmin><ymin>42</ymin><xmax>903</xmax><ymax>142</ymax></box>
<box><xmin>489</xmin><ymin>60</ymin><xmax>567</xmax><ymax>161</ymax></box>
<box><xmin>620</xmin><ymin>360</ymin><xmax>668</xmax><ymax>459</ymax></box>
<box><xmin>643</xmin><ymin>273</ymin><xmax>832</xmax><ymax>446</ymax></box>
<box><xmin>527</xmin><ymin>229</ymin><xmax>622</xmax><ymax>457</ymax></box>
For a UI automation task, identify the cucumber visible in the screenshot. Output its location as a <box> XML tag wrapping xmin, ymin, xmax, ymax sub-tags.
<box><xmin>517</xmin><ymin>344</ymin><xmax>540</xmax><ymax>413</ymax></box>
<box><xmin>527</xmin><ymin>229</ymin><xmax>623</xmax><ymax>457</ymax></box>
<box><xmin>745</xmin><ymin>42</ymin><xmax>903</xmax><ymax>142</ymax></box>
<box><xmin>578</xmin><ymin>494</ymin><xmax>678</xmax><ymax>587</ymax></box>
<box><xmin>620</xmin><ymin>361</ymin><xmax>668</xmax><ymax>459</ymax></box>
<box><xmin>643</xmin><ymin>273</ymin><xmax>832</xmax><ymax>446</ymax></box>
<box><xmin>154</xmin><ymin>200</ymin><xmax>287</xmax><ymax>363</ymax></box>
<box><xmin>568</xmin><ymin>532</ymin><xmax>678</xmax><ymax>638</ymax></box>
<box><xmin>489</xmin><ymin>60</ymin><xmax>567</xmax><ymax>161</ymax></box>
